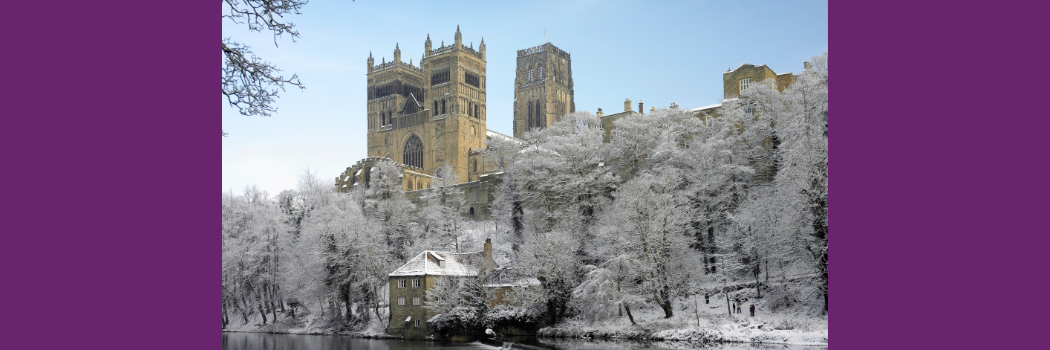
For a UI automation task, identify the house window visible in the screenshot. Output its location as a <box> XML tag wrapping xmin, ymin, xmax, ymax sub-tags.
<box><xmin>398</xmin><ymin>279</ymin><xmax>406</xmax><ymax>288</ymax></box>
<box><xmin>413</xmin><ymin>297</ymin><xmax>421</xmax><ymax>305</ymax></box>
<box><xmin>739</xmin><ymin>78</ymin><xmax>752</xmax><ymax>93</ymax></box>
<box><xmin>414</xmin><ymin>319</ymin><xmax>421</xmax><ymax>328</ymax></box>
<box><xmin>397</xmin><ymin>297</ymin><xmax>405</xmax><ymax>306</ymax></box>
<box><xmin>412</xmin><ymin>279</ymin><xmax>421</xmax><ymax>288</ymax></box>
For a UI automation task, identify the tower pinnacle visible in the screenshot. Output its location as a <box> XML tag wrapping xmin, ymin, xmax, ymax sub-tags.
<box><xmin>454</xmin><ymin>25</ymin><xmax>462</xmax><ymax>47</ymax></box>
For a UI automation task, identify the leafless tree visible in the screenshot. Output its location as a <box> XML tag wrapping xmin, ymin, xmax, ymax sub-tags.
<box><xmin>222</xmin><ymin>0</ymin><xmax>314</xmax><ymax>136</ymax></box>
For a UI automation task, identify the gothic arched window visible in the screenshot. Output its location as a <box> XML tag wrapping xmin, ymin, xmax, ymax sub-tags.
<box><xmin>469</xmin><ymin>207</ymin><xmax>475</xmax><ymax>216</ymax></box>
<box><xmin>528</xmin><ymin>68</ymin><xmax>533</xmax><ymax>82</ymax></box>
<box><xmin>381</xmin><ymin>112</ymin><xmax>386</xmax><ymax>126</ymax></box>
<box><xmin>538</xmin><ymin>66</ymin><xmax>543</xmax><ymax>80</ymax></box>
<box><xmin>403</xmin><ymin>134</ymin><xmax>424</xmax><ymax>169</ymax></box>
<box><xmin>475</xmin><ymin>105</ymin><xmax>479</xmax><ymax>119</ymax></box>
<box><xmin>442</xmin><ymin>99</ymin><xmax>446</xmax><ymax>115</ymax></box>
<box><xmin>433</xmin><ymin>101</ymin><xmax>438</xmax><ymax>114</ymax></box>
<box><xmin>527</xmin><ymin>101</ymin><xmax>534</xmax><ymax>129</ymax></box>
<box><xmin>471</xmin><ymin>159</ymin><xmax>477</xmax><ymax>173</ymax></box>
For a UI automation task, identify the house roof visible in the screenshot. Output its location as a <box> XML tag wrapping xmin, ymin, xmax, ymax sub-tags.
<box><xmin>389</xmin><ymin>250</ymin><xmax>496</xmax><ymax>277</ymax></box>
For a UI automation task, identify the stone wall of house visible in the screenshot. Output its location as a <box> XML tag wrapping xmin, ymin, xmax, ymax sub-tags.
<box><xmin>386</xmin><ymin>275</ymin><xmax>431</xmax><ymax>338</ymax></box>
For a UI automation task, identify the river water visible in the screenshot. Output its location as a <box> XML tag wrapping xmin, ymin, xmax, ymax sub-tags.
<box><xmin>222</xmin><ymin>332</ymin><xmax>827</xmax><ymax>350</ymax></box>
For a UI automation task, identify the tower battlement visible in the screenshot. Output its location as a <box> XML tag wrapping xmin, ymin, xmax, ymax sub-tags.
<box><xmin>512</xmin><ymin>42</ymin><xmax>574</xmax><ymax>139</ymax></box>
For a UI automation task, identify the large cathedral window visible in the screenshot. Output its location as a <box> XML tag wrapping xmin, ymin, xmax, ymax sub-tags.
<box><xmin>403</xmin><ymin>134</ymin><xmax>424</xmax><ymax>169</ymax></box>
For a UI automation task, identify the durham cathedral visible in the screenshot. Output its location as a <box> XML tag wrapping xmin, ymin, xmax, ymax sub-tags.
<box><xmin>335</xmin><ymin>26</ymin><xmax>797</xmax><ymax>220</ymax></box>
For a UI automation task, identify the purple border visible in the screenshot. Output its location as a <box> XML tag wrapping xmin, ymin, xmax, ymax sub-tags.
<box><xmin>4</xmin><ymin>1</ymin><xmax>212</xmax><ymax>349</ymax></box>
<box><xmin>835</xmin><ymin>1</ymin><xmax>1047</xmax><ymax>349</ymax></box>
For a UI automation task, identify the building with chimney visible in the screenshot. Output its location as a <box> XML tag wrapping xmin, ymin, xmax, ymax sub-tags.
<box><xmin>386</xmin><ymin>239</ymin><xmax>498</xmax><ymax>338</ymax></box>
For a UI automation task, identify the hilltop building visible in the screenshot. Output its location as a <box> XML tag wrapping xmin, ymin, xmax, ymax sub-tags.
<box><xmin>335</xmin><ymin>27</ymin><xmax>801</xmax><ymax>225</ymax></box>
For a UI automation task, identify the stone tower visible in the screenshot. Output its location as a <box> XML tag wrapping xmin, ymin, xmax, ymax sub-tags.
<box><xmin>513</xmin><ymin>43</ymin><xmax>574</xmax><ymax>139</ymax></box>
<box><xmin>366</xmin><ymin>26</ymin><xmax>486</xmax><ymax>183</ymax></box>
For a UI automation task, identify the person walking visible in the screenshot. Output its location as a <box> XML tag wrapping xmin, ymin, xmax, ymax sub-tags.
<box><xmin>749</xmin><ymin>304</ymin><xmax>755</xmax><ymax>317</ymax></box>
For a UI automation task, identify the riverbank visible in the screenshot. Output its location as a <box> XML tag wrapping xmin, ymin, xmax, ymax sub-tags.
<box><xmin>223</xmin><ymin>287</ymin><xmax>827</xmax><ymax>347</ymax></box>
<box><xmin>538</xmin><ymin>320</ymin><xmax>827</xmax><ymax>346</ymax></box>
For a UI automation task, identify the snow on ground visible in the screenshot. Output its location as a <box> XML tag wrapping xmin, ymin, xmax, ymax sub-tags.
<box><xmin>223</xmin><ymin>304</ymin><xmax>396</xmax><ymax>338</ymax></box>
<box><xmin>539</xmin><ymin>286</ymin><xmax>828</xmax><ymax>347</ymax></box>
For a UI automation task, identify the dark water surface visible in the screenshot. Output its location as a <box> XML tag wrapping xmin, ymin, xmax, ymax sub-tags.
<box><xmin>222</xmin><ymin>332</ymin><xmax>827</xmax><ymax>350</ymax></box>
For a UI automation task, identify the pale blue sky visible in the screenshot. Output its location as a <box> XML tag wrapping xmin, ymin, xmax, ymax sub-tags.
<box><xmin>221</xmin><ymin>0</ymin><xmax>828</xmax><ymax>195</ymax></box>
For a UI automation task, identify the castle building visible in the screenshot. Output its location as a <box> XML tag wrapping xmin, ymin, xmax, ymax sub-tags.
<box><xmin>512</xmin><ymin>43</ymin><xmax>575</xmax><ymax>139</ymax></box>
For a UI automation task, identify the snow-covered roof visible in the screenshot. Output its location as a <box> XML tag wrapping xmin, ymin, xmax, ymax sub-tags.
<box><xmin>389</xmin><ymin>249</ymin><xmax>496</xmax><ymax>277</ymax></box>
<box><xmin>486</xmin><ymin>129</ymin><xmax>524</xmax><ymax>145</ymax></box>
<box><xmin>686</xmin><ymin>103</ymin><xmax>723</xmax><ymax>112</ymax></box>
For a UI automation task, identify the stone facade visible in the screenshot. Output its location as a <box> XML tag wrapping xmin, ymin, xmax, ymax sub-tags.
<box><xmin>386</xmin><ymin>274</ymin><xmax>436</xmax><ymax>338</ymax></box>
<box><xmin>366</xmin><ymin>26</ymin><xmax>487</xmax><ymax>184</ymax></box>
<box><xmin>722</xmin><ymin>63</ymin><xmax>795</xmax><ymax>98</ymax></box>
<box><xmin>513</xmin><ymin>43</ymin><xmax>575</xmax><ymax>139</ymax></box>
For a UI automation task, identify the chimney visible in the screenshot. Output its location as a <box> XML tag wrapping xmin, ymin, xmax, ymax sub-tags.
<box><xmin>638</xmin><ymin>101</ymin><xmax>644</xmax><ymax>115</ymax></box>
<box><xmin>624</xmin><ymin>98</ymin><xmax>632</xmax><ymax>112</ymax></box>
<box><xmin>484</xmin><ymin>239</ymin><xmax>493</xmax><ymax>262</ymax></box>
<box><xmin>596</xmin><ymin>108</ymin><xmax>603</xmax><ymax>118</ymax></box>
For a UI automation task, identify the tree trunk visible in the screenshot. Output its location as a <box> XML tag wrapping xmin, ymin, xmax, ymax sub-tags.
<box><xmin>623</xmin><ymin>303</ymin><xmax>636</xmax><ymax>325</ymax></box>
<box><xmin>343</xmin><ymin>287</ymin><xmax>353</xmax><ymax>322</ymax></box>
<box><xmin>753</xmin><ymin>268</ymin><xmax>762</xmax><ymax>299</ymax></box>
<box><xmin>222</xmin><ymin>300</ymin><xmax>229</xmax><ymax>329</ymax></box>
<box><xmin>655</xmin><ymin>289</ymin><xmax>673</xmax><ymax>318</ymax></box>
<box><xmin>257</xmin><ymin>295</ymin><xmax>268</xmax><ymax>325</ymax></box>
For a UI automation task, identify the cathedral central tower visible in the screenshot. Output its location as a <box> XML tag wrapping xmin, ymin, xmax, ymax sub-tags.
<box><xmin>513</xmin><ymin>43</ymin><xmax>574</xmax><ymax>138</ymax></box>
<box><xmin>365</xmin><ymin>26</ymin><xmax>487</xmax><ymax>183</ymax></box>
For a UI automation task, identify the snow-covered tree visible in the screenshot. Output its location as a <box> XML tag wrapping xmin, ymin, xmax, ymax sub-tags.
<box><xmin>420</xmin><ymin>164</ymin><xmax>467</xmax><ymax>252</ymax></box>
<box><xmin>366</xmin><ymin>160</ymin><xmax>417</xmax><ymax>261</ymax></box>
<box><xmin>571</xmin><ymin>255</ymin><xmax>646</xmax><ymax>324</ymax></box>
<box><xmin>731</xmin><ymin>52</ymin><xmax>829</xmax><ymax>313</ymax></box>
<box><xmin>517</xmin><ymin>229</ymin><xmax>581</xmax><ymax>324</ymax></box>
<box><xmin>604</xmin><ymin>170</ymin><xmax>694</xmax><ymax>318</ymax></box>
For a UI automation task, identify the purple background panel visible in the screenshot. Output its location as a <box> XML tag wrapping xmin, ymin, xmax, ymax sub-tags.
<box><xmin>3</xmin><ymin>1</ymin><xmax>212</xmax><ymax>349</ymax></box>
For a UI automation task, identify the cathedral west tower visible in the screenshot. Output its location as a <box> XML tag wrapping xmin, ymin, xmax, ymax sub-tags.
<box><xmin>513</xmin><ymin>43</ymin><xmax>574</xmax><ymax>139</ymax></box>
<box><xmin>366</xmin><ymin>26</ymin><xmax>487</xmax><ymax>183</ymax></box>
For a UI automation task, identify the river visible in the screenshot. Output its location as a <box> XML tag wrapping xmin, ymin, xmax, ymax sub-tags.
<box><xmin>222</xmin><ymin>332</ymin><xmax>827</xmax><ymax>350</ymax></box>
